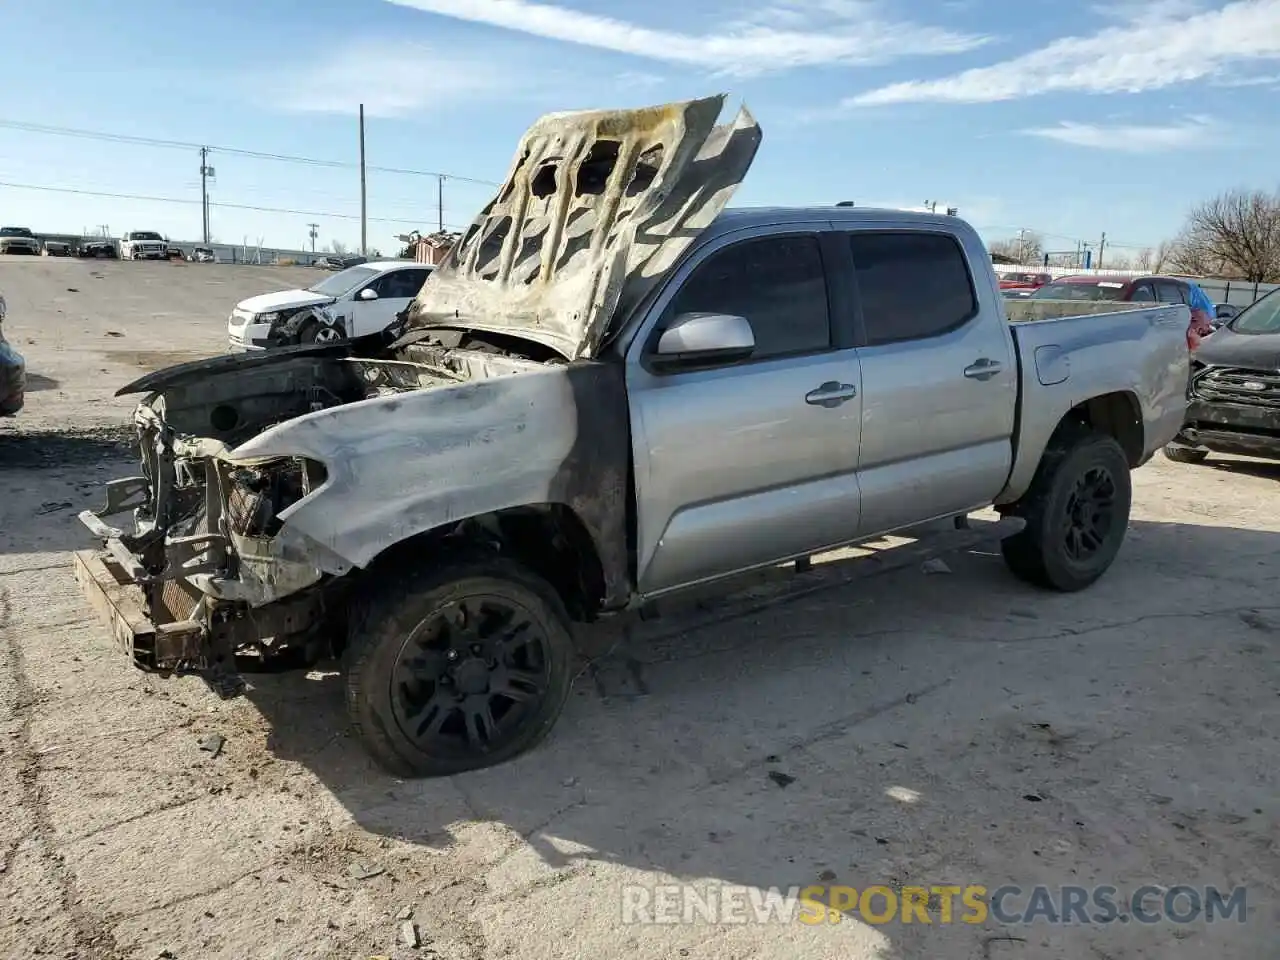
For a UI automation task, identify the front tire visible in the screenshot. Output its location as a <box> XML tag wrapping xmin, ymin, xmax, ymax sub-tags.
<box><xmin>1001</xmin><ymin>427</ymin><xmax>1132</xmax><ymax>592</ymax></box>
<box><xmin>297</xmin><ymin>318</ymin><xmax>344</xmax><ymax>345</ymax></box>
<box><xmin>1163</xmin><ymin>443</ymin><xmax>1209</xmax><ymax>465</ymax></box>
<box><xmin>345</xmin><ymin>558</ymin><xmax>576</xmax><ymax>777</ymax></box>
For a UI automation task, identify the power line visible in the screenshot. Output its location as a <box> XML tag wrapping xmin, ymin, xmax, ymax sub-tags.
<box><xmin>0</xmin><ymin>118</ymin><xmax>502</xmax><ymax>186</ymax></box>
<box><xmin>0</xmin><ymin>180</ymin><xmax>470</xmax><ymax>230</ymax></box>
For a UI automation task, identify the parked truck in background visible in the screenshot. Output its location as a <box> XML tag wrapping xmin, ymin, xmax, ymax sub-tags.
<box><xmin>120</xmin><ymin>231</ymin><xmax>170</xmax><ymax>261</ymax></box>
<box><xmin>74</xmin><ymin>97</ymin><xmax>1192</xmax><ymax>778</ymax></box>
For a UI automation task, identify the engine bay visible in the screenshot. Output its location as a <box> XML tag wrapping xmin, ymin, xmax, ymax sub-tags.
<box><xmin>145</xmin><ymin>334</ymin><xmax>553</xmax><ymax>449</ymax></box>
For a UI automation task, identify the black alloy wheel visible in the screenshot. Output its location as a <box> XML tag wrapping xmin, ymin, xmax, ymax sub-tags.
<box><xmin>345</xmin><ymin>558</ymin><xmax>575</xmax><ymax>777</ymax></box>
<box><xmin>390</xmin><ymin>595</ymin><xmax>552</xmax><ymax>757</ymax></box>
<box><xmin>1062</xmin><ymin>465</ymin><xmax>1116</xmax><ymax>563</ymax></box>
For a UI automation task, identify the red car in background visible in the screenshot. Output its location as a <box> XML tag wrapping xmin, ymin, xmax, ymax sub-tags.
<box><xmin>1028</xmin><ymin>274</ymin><xmax>1193</xmax><ymax>304</ymax></box>
<box><xmin>998</xmin><ymin>271</ymin><xmax>1052</xmax><ymax>291</ymax></box>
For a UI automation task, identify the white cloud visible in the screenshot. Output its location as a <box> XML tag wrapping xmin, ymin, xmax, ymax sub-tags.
<box><xmin>1022</xmin><ymin>117</ymin><xmax>1218</xmax><ymax>152</ymax></box>
<box><xmin>269</xmin><ymin>41</ymin><xmax>506</xmax><ymax>117</ymax></box>
<box><xmin>845</xmin><ymin>0</ymin><xmax>1280</xmax><ymax>105</ymax></box>
<box><xmin>382</xmin><ymin>0</ymin><xmax>992</xmax><ymax>75</ymax></box>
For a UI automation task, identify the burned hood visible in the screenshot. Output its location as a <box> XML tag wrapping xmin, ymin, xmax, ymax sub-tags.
<box><xmin>406</xmin><ymin>94</ymin><xmax>762</xmax><ymax>360</ymax></box>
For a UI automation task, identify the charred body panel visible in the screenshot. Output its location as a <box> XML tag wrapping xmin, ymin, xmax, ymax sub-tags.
<box><xmin>408</xmin><ymin>95</ymin><xmax>762</xmax><ymax>361</ymax></box>
<box><xmin>1173</xmin><ymin>327</ymin><xmax>1280</xmax><ymax>460</ymax></box>
<box><xmin>78</xmin><ymin>341</ymin><xmax>632</xmax><ymax>678</ymax></box>
<box><xmin>226</xmin><ymin>354</ymin><xmax>632</xmax><ymax>596</ymax></box>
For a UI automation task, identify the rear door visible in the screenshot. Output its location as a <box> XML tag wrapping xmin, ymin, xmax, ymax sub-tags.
<box><xmin>1127</xmin><ymin>281</ymin><xmax>1157</xmax><ymax>302</ymax></box>
<box><xmin>626</xmin><ymin>227</ymin><xmax>863</xmax><ymax>595</ymax></box>
<box><xmin>1156</xmin><ymin>280</ymin><xmax>1187</xmax><ymax>305</ymax></box>
<box><xmin>844</xmin><ymin>229</ymin><xmax>1018</xmax><ymax>536</ymax></box>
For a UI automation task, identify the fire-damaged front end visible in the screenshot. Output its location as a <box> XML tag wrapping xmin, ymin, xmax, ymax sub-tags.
<box><xmin>74</xmin><ymin>94</ymin><xmax>760</xmax><ymax>701</ymax></box>
<box><xmin>74</xmin><ymin>341</ymin><xmax>633</xmax><ymax>693</ymax></box>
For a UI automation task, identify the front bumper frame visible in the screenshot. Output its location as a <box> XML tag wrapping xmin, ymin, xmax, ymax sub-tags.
<box><xmin>71</xmin><ymin>549</ymin><xmax>208</xmax><ymax>672</ymax></box>
<box><xmin>1176</xmin><ymin>396</ymin><xmax>1280</xmax><ymax>460</ymax></box>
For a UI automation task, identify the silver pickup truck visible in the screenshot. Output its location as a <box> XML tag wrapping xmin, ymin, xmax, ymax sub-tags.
<box><xmin>75</xmin><ymin>97</ymin><xmax>1190</xmax><ymax>777</ymax></box>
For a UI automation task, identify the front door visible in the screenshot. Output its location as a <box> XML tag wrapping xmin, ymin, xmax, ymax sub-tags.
<box><xmin>626</xmin><ymin>229</ymin><xmax>863</xmax><ymax>596</ymax></box>
<box><xmin>351</xmin><ymin>267</ymin><xmax>432</xmax><ymax>337</ymax></box>
<box><xmin>845</xmin><ymin>229</ymin><xmax>1017</xmax><ymax>536</ymax></box>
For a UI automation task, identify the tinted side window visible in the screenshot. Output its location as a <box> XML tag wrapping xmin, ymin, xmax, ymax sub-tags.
<box><xmin>848</xmin><ymin>232</ymin><xmax>977</xmax><ymax>345</ymax></box>
<box><xmin>663</xmin><ymin>235</ymin><xmax>830</xmax><ymax>360</ymax></box>
<box><xmin>374</xmin><ymin>270</ymin><xmax>424</xmax><ymax>299</ymax></box>
<box><xmin>1129</xmin><ymin>283</ymin><xmax>1156</xmax><ymax>302</ymax></box>
<box><xmin>1156</xmin><ymin>281</ymin><xmax>1185</xmax><ymax>304</ymax></box>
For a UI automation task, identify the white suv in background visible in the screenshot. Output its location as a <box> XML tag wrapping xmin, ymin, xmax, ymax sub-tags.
<box><xmin>227</xmin><ymin>261</ymin><xmax>433</xmax><ymax>351</ymax></box>
<box><xmin>120</xmin><ymin>231</ymin><xmax>170</xmax><ymax>260</ymax></box>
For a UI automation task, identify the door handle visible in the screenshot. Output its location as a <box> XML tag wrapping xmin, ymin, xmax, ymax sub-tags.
<box><xmin>805</xmin><ymin>381</ymin><xmax>858</xmax><ymax>408</ymax></box>
<box><xmin>963</xmin><ymin>358</ymin><xmax>1003</xmax><ymax>381</ymax></box>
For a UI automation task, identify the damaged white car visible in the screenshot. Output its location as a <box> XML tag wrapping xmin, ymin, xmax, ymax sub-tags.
<box><xmin>76</xmin><ymin>96</ymin><xmax>1191</xmax><ymax>777</ymax></box>
<box><xmin>227</xmin><ymin>261</ymin><xmax>433</xmax><ymax>351</ymax></box>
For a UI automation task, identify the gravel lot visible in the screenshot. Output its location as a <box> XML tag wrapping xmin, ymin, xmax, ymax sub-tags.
<box><xmin>1</xmin><ymin>257</ymin><xmax>1277</xmax><ymax>960</ymax></box>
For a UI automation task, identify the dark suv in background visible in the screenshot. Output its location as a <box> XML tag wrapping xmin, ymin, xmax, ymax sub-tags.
<box><xmin>1166</xmin><ymin>287</ymin><xmax>1280</xmax><ymax>465</ymax></box>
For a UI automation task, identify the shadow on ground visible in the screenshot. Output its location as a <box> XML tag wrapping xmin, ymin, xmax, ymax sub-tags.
<box><xmin>0</xmin><ymin>432</ymin><xmax>136</xmax><ymax>553</ymax></box>
<box><xmin>1206</xmin><ymin>456</ymin><xmax>1280</xmax><ymax>481</ymax></box>
<box><xmin>237</xmin><ymin>518</ymin><xmax>1280</xmax><ymax>951</ymax></box>
<box><xmin>0</xmin><ymin>426</ymin><xmax>136</xmax><ymax>469</ymax></box>
<box><xmin>24</xmin><ymin>372</ymin><xmax>60</xmax><ymax>392</ymax></box>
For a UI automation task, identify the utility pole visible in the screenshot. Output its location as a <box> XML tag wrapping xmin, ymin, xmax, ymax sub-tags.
<box><xmin>1017</xmin><ymin>227</ymin><xmax>1026</xmax><ymax>264</ymax></box>
<box><xmin>358</xmin><ymin>104</ymin><xmax>368</xmax><ymax>257</ymax></box>
<box><xmin>199</xmin><ymin>147</ymin><xmax>214</xmax><ymax>244</ymax></box>
<box><xmin>437</xmin><ymin>175</ymin><xmax>445</xmax><ymax>233</ymax></box>
<box><xmin>307</xmin><ymin>223</ymin><xmax>319</xmax><ymax>253</ymax></box>
<box><xmin>1098</xmin><ymin>231</ymin><xmax>1107</xmax><ymax>270</ymax></box>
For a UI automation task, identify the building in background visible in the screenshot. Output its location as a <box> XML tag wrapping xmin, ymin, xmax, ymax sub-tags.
<box><xmin>400</xmin><ymin>230</ymin><xmax>461</xmax><ymax>266</ymax></box>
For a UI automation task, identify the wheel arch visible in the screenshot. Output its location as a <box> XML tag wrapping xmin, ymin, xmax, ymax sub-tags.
<box><xmin>1057</xmin><ymin>390</ymin><xmax>1144</xmax><ymax>467</ymax></box>
<box><xmin>356</xmin><ymin>502</ymin><xmax>612</xmax><ymax>624</ymax></box>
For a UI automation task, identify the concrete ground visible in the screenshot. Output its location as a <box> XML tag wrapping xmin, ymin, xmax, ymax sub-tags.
<box><xmin>1</xmin><ymin>257</ymin><xmax>1277</xmax><ymax>960</ymax></box>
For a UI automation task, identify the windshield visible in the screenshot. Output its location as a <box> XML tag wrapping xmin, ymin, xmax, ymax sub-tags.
<box><xmin>1031</xmin><ymin>281</ymin><xmax>1123</xmax><ymax>302</ymax></box>
<box><xmin>0</xmin><ymin>227</ymin><xmax>33</xmax><ymax>237</ymax></box>
<box><xmin>128</xmin><ymin>231</ymin><xmax>164</xmax><ymax>241</ymax></box>
<box><xmin>308</xmin><ymin>265</ymin><xmax>378</xmax><ymax>297</ymax></box>
<box><xmin>1229</xmin><ymin>287</ymin><xmax>1280</xmax><ymax>334</ymax></box>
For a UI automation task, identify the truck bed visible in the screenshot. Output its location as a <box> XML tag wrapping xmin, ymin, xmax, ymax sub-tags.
<box><xmin>998</xmin><ymin>303</ymin><xmax>1190</xmax><ymax>504</ymax></box>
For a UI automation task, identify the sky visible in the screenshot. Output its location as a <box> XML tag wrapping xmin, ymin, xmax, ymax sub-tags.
<box><xmin>3</xmin><ymin>0</ymin><xmax>1279</xmax><ymax>258</ymax></box>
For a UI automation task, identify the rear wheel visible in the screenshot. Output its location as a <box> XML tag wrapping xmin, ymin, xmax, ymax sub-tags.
<box><xmin>1163</xmin><ymin>443</ymin><xmax>1209</xmax><ymax>465</ymax></box>
<box><xmin>1001</xmin><ymin>427</ymin><xmax>1132</xmax><ymax>592</ymax></box>
<box><xmin>345</xmin><ymin>558</ymin><xmax>575</xmax><ymax>777</ymax></box>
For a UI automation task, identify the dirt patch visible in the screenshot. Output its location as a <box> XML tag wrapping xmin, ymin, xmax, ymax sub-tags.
<box><xmin>0</xmin><ymin>426</ymin><xmax>137</xmax><ymax>469</ymax></box>
<box><xmin>102</xmin><ymin>350</ymin><xmax>213</xmax><ymax>369</ymax></box>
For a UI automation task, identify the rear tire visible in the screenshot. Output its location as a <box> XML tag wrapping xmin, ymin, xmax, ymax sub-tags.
<box><xmin>1163</xmin><ymin>443</ymin><xmax>1209</xmax><ymax>465</ymax></box>
<box><xmin>345</xmin><ymin>557</ymin><xmax>575</xmax><ymax>777</ymax></box>
<box><xmin>1001</xmin><ymin>427</ymin><xmax>1132</xmax><ymax>592</ymax></box>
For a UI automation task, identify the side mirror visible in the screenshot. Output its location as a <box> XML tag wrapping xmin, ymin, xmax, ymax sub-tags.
<box><xmin>358</xmin><ymin>288</ymin><xmax>379</xmax><ymax>301</ymax></box>
<box><xmin>1214</xmin><ymin>304</ymin><xmax>1234</xmax><ymax>319</ymax></box>
<box><xmin>652</xmin><ymin>312</ymin><xmax>755</xmax><ymax>369</ymax></box>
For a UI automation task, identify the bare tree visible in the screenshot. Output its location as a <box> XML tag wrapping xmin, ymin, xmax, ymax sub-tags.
<box><xmin>1136</xmin><ymin>242</ymin><xmax>1174</xmax><ymax>273</ymax></box>
<box><xmin>1168</xmin><ymin>189</ymin><xmax>1280</xmax><ymax>282</ymax></box>
<box><xmin>988</xmin><ymin>231</ymin><xmax>1045</xmax><ymax>265</ymax></box>
<box><xmin>328</xmin><ymin>240</ymin><xmax>350</xmax><ymax>256</ymax></box>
